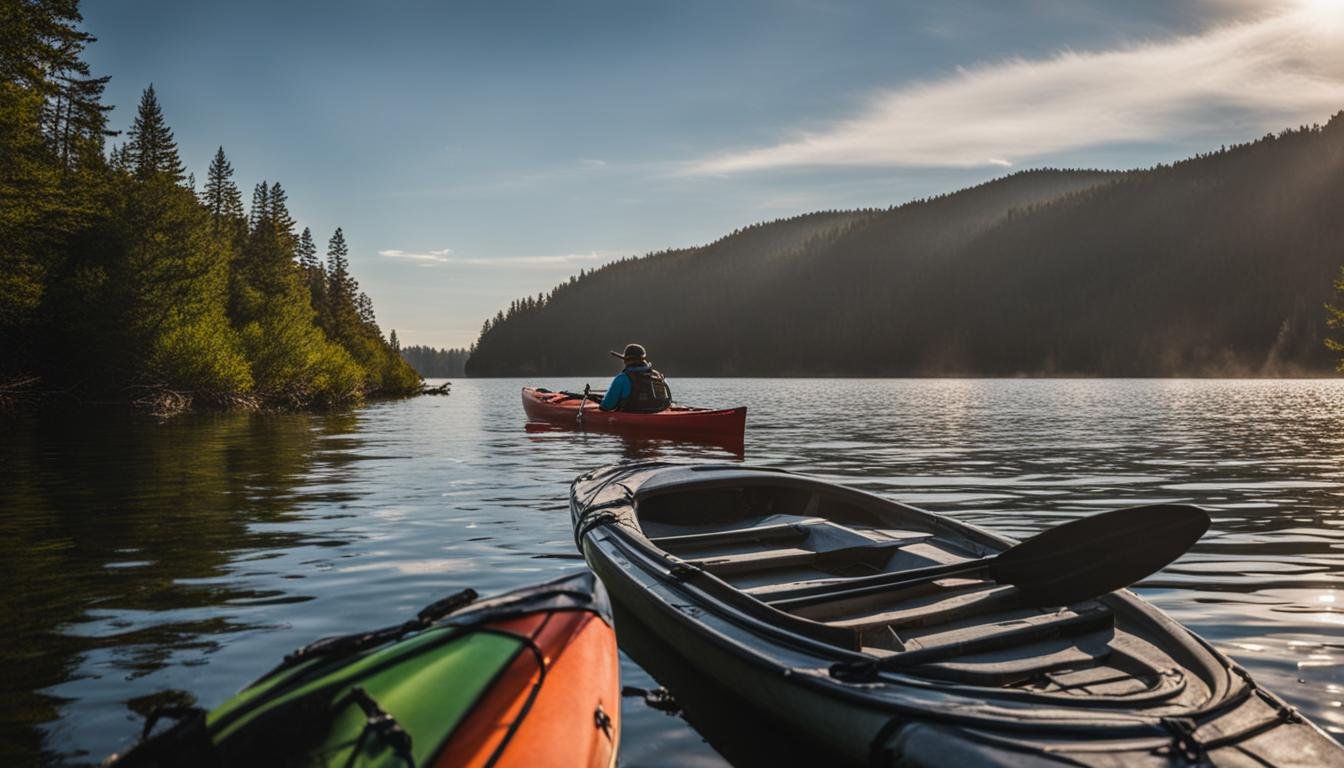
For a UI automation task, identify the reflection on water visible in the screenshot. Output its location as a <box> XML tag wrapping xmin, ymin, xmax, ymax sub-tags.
<box><xmin>2</xmin><ymin>379</ymin><xmax>1342</xmax><ymax>765</ymax></box>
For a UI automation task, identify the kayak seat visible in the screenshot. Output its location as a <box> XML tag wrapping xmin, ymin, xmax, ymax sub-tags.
<box><xmin>687</xmin><ymin>538</ymin><xmax>921</xmax><ymax>577</ymax></box>
<box><xmin>864</xmin><ymin>604</ymin><xmax>1115</xmax><ymax>670</ymax></box>
<box><xmin>911</xmin><ymin>631</ymin><xmax>1117</xmax><ymax>687</ymax></box>
<box><xmin>650</xmin><ymin>521</ymin><xmax>818</xmax><ymax>553</ymax></box>
<box><xmin>801</xmin><ymin>584</ymin><xmax>1023</xmax><ymax>626</ymax></box>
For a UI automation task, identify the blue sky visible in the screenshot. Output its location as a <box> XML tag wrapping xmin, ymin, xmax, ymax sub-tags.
<box><xmin>83</xmin><ymin>1</ymin><xmax>1344</xmax><ymax>348</ymax></box>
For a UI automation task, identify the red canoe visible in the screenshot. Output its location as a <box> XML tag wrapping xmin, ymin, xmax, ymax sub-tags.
<box><xmin>522</xmin><ymin>387</ymin><xmax>746</xmax><ymax>440</ymax></box>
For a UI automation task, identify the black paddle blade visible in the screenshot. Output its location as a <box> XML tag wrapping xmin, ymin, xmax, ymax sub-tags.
<box><xmin>988</xmin><ymin>504</ymin><xmax>1210</xmax><ymax>607</ymax></box>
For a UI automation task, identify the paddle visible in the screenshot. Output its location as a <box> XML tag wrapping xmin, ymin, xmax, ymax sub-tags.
<box><xmin>770</xmin><ymin>503</ymin><xmax>1210</xmax><ymax>612</ymax></box>
<box><xmin>576</xmin><ymin>383</ymin><xmax>591</xmax><ymax>428</ymax></box>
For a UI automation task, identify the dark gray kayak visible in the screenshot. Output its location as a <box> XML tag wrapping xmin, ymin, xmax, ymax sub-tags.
<box><xmin>571</xmin><ymin>462</ymin><xmax>1343</xmax><ymax>767</ymax></box>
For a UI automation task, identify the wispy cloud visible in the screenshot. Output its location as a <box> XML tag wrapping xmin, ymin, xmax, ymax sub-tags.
<box><xmin>686</xmin><ymin>3</ymin><xmax>1344</xmax><ymax>174</ymax></box>
<box><xmin>377</xmin><ymin>248</ymin><xmax>622</xmax><ymax>269</ymax></box>
<box><xmin>379</xmin><ymin>248</ymin><xmax>455</xmax><ymax>263</ymax></box>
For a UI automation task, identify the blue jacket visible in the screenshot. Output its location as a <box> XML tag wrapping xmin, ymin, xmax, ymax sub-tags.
<box><xmin>600</xmin><ymin>364</ymin><xmax>651</xmax><ymax>410</ymax></box>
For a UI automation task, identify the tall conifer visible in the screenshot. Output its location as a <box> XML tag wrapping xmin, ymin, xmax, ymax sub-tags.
<box><xmin>202</xmin><ymin>147</ymin><xmax>243</xmax><ymax>228</ymax></box>
<box><xmin>267</xmin><ymin>182</ymin><xmax>297</xmax><ymax>259</ymax></box>
<box><xmin>297</xmin><ymin>227</ymin><xmax>318</xmax><ymax>270</ymax></box>
<box><xmin>126</xmin><ymin>85</ymin><xmax>184</xmax><ymax>182</ymax></box>
<box><xmin>249</xmin><ymin>181</ymin><xmax>269</xmax><ymax>231</ymax></box>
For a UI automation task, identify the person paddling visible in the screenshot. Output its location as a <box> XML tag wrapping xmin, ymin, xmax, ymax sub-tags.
<box><xmin>600</xmin><ymin>344</ymin><xmax>672</xmax><ymax>412</ymax></box>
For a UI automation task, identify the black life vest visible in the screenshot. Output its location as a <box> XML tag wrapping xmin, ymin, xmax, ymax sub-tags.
<box><xmin>621</xmin><ymin>368</ymin><xmax>672</xmax><ymax>413</ymax></box>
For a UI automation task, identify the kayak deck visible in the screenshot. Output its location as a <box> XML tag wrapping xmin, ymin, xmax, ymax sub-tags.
<box><xmin>572</xmin><ymin>463</ymin><xmax>1342</xmax><ymax>766</ymax></box>
<box><xmin>106</xmin><ymin>572</ymin><xmax>620</xmax><ymax>768</ymax></box>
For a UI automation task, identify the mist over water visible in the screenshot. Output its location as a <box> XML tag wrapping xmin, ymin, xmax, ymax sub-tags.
<box><xmin>2</xmin><ymin>379</ymin><xmax>1341</xmax><ymax>765</ymax></box>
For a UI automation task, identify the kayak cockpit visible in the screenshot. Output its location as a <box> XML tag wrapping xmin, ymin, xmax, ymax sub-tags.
<box><xmin>626</xmin><ymin>475</ymin><xmax>1221</xmax><ymax>711</ymax></box>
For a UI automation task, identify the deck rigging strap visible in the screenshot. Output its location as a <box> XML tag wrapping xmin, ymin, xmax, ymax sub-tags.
<box><xmin>1157</xmin><ymin>717</ymin><xmax>1207</xmax><ymax>764</ymax></box>
<box><xmin>275</xmin><ymin>588</ymin><xmax>479</xmax><ymax>672</ymax></box>
<box><xmin>573</xmin><ymin>498</ymin><xmax>630</xmax><ymax>548</ymax></box>
<box><xmin>340</xmin><ymin>686</ymin><xmax>415</xmax><ymax>768</ymax></box>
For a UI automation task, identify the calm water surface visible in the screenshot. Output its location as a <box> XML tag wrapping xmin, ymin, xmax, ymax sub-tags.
<box><xmin>2</xmin><ymin>379</ymin><xmax>1342</xmax><ymax>765</ymax></box>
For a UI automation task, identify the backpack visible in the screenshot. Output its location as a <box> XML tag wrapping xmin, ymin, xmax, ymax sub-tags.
<box><xmin>621</xmin><ymin>368</ymin><xmax>672</xmax><ymax>413</ymax></box>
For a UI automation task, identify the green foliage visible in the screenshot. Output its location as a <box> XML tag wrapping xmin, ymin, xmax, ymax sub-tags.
<box><xmin>202</xmin><ymin>146</ymin><xmax>244</xmax><ymax>232</ymax></box>
<box><xmin>127</xmin><ymin>84</ymin><xmax>183</xmax><ymax>182</ymax></box>
<box><xmin>1</xmin><ymin>3</ymin><xmax>416</xmax><ymax>408</ymax></box>
<box><xmin>239</xmin><ymin>288</ymin><xmax>364</xmax><ymax>407</ymax></box>
<box><xmin>149</xmin><ymin>314</ymin><xmax>253</xmax><ymax>395</ymax></box>
<box><xmin>1324</xmin><ymin>267</ymin><xmax>1344</xmax><ymax>372</ymax></box>
<box><xmin>0</xmin><ymin>0</ymin><xmax>111</xmax><ymax>373</ymax></box>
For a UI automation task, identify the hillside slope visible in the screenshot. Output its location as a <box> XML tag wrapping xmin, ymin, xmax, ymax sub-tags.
<box><xmin>467</xmin><ymin>115</ymin><xmax>1344</xmax><ymax>377</ymax></box>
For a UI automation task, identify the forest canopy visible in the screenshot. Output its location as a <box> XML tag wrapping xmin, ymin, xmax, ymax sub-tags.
<box><xmin>0</xmin><ymin>0</ymin><xmax>418</xmax><ymax>409</ymax></box>
<box><xmin>398</xmin><ymin>343</ymin><xmax>470</xmax><ymax>378</ymax></box>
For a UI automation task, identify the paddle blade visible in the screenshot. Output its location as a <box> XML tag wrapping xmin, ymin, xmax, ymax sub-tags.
<box><xmin>989</xmin><ymin>504</ymin><xmax>1210</xmax><ymax>607</ymax></box>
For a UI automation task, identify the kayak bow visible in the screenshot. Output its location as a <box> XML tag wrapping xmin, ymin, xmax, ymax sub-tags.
<box><xmin>106</xmin><ymin>571</ymin><xmax>621</xmax><ymax>768</ymax></box>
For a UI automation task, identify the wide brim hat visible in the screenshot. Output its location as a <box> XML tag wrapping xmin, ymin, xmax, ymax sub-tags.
<box><xmin>610</xmin><ymin>343</ymin><xmax>647</xmax><ymax>362</ymax></box>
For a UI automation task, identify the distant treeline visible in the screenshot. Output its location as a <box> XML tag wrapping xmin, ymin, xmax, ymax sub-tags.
<box><xmin>467</xmin><ymin>116</ymin><xmax>1344</xmax><ymax>377</ymax></box>
<box><xmin>1</xmin><ymin>1</ymin><xmax>418</xmax><ymax>409</ymax></box>
<box><xmin>399</xmin><ymin>344</ymin><xmax>469</xmax><ymax>378</ymax></box>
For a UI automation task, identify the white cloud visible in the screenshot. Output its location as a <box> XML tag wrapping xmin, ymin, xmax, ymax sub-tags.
<box><xmin>379</xmin><ymin>248</ymin><xmax>454</xmax><ymax>263</ymax></box>
<box><xmin>377</xmin><ymin>248</ymin><xmax>621</xmax><ymax>269</ymax></box>
<box><xmin>686</xmin><ymin>2</ymin><xmax>1344</xmax><ymax>174</ymax></box>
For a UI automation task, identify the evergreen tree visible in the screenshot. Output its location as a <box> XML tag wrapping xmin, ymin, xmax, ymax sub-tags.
<box><xmin>202</xmin><ymin>146</ymin><xmax>243</xmax><ymax>230</ymax></box>
<box><xmin>126</xmin><ymin>84</ymin><xmax>183</xmax><ymax>182</ymax></box>
<box><xmin>267</xmin><ymin>181</ymin><xmax>297</xmax><ymax>258</ymax></box>
<box><xmin>0</xmin><ymin>0</ymin><xmax>113</xmax><ymax>372</ymax></box>
<box><xmin>1325</xmin><ymin>267</ymin><xmax>1344</xmax><ymax>370</ymax></box>
<box><xmin>325</xmin><ymin>227</ymin><xmax>357</xmax><ymax>340</ymax></box>
<box><xmin>297</xmin><ymin>226</ymin><xmax>317</xmax><ymax>270</ymax></box>
<box><xmin>400</xmin><ymin>345</ymin><xmax>470</xmax><ymax>377</ymax></box>
<box><xmin>356</xmin><ymin>291</ymin><xmax>375</xmax><ymax>326</ymax></box>
<box><xmin>108</xmin><ymin>141</ymin><xmax>131</xmax><ymax>173</ymax></box>
<box><xmin>389</xmin><ymin>329</ymin><xmax>399</xmax><ymax>351</ymax></box>
<box><xmin>248</xmin><ymin>181</ymin><xmax>269</xmax><ymax>230</ymax></box>
<box><xmin>298</xmin><ymin>226</ymin><xmax>327</xmax><ymax>326</ymax></box>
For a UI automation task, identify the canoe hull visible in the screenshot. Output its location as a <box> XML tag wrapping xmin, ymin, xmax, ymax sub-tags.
<box><xmin>572</xmin><ymin>462</ymin><xmax>1343</xmax><ymax>767</ymax></box>
<box><xmin>522</xmin><ymin>387</ymin><xmax>746</xmax><ymax>440</ymax></box>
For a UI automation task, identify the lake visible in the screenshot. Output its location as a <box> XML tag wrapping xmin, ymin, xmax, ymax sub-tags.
<box><xmin>2</xmin><ymin>378</ymin><xmax>1342</xmax><ymax>765</ymax></box>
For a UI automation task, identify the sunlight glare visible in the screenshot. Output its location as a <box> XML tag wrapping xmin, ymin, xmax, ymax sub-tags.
<box><xmin>1294</xmin><ymin>0</ymin><xmax>1344</xmax><ymax>26</ymax></box>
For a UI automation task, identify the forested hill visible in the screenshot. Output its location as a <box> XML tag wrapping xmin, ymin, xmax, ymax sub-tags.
<box><xmin>464</xmin><ymin>168</ymin><xmax>1118</xmax><ymax>375</ymax></box>
<box><xmin>466</xmin><ymin>116</ymin><xmax>1344</xmax><ymax>377</ymax></box>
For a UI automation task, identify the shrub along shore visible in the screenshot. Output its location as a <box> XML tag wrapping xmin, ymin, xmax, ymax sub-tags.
<box><xmin>2</xmin><ymin>2</ymin><xmax>419</xmax><ymax>414</ymax></box>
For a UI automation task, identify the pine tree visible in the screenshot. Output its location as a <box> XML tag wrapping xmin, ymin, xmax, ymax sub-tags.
<box><xmin>108</xmin><ymin>141</ymin><xmax>131</xmax><ymax>173</ymax></box>
<box><xmin>126</xmin><ymin>85</ymin><xmax>184</xmax><ymax>182</ymax></box>
<box><xmin>267</xmin><ymin>182</ymin><xmax>297</xmax><ymax>258</ymax></box>
<box><xmin>249</xmin><ymin>181</ymin><xmax>269</xmax><ymax>230</ymax></box>
<box><xmin>28</xmin><ymin>5</ymin><xmax>115</xmax><ymax>168</ymax></box>
<box><xmin>356</xmin><ymin>291</ymin><xmax>375</xmax><ymax>326</ymax></box>
<box><xmin>297</xmin><ymin>226</ymin><xmax>327</xmax><ymax>324</ymax></box>
<box><xmin>389</xmin><ymin>329</ymin><xmax>399</xmax><ymax>351</ymax></box>
<box><xmin>202</xmin><ymin>147</ymin><xmax>244</xmax><ymax>229</ymax></box>
<box><xmin>326</xmin><ymin>227</ymin><xmax>354</xmax><ymax>326</ymax></box>
<box><xmin>297</xmin><ymin>227</ymin><xmax>317</xmax><ymax>270</ymax></box>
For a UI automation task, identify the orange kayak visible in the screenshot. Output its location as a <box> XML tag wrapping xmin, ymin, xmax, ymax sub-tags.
<box><xmin>106</xmin><ymin>572</ymin><xmax>620</xmax><ymax>768</ymax></box>
<box><xmin>522</xmin><ymin>387</ymin><xmax>746</xmax><ymax>441</ymax></box>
